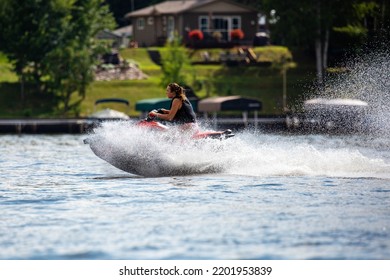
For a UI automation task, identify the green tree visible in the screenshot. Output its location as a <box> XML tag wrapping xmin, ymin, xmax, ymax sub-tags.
<box><xmin>261</xmin><ymin>0</ymin><xmax>388</xmax><ymax>84</ymax></box>
<box><xmin>261</xmin><ymin>0</ymin><xmax>348</xmax><ymax>84</ymax></box>
<box><xmin>0</xmin><ymin>0</ymin><xmax>115</xmax><ymax>114</ymax></box>
<box><xmin>160</xmin><ymin>34</ymin><xmax>191</xmax><ymax>88</ymax></box>
<box><xmin>333</xmin><ymin>1</ymin><xmax>389</xmax><ymax>51</ymax></box>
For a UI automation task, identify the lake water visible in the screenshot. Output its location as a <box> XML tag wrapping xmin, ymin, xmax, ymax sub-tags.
<box><xmin>1</xmin><ymin>127</ymin><xmax>390</xmax><ymax>260</ymax></box>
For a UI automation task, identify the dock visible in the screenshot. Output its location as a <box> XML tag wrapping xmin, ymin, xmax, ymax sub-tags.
<box><xmin>0</xmin><ymin>118</ymin><xmax>94</xmax><ymax>134</ymax></box>
<box><xmin>0</xmin><ymin>117</ymin><xmax>288</xmax><ymax>134</ymax></box>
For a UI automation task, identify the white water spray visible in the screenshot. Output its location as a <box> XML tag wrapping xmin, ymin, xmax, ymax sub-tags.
<box><xmin>86</xmin><ymin>121</ymin><xmax>390</xmax><ymax>178</ymax></box>
<box><xmin>307</xmin><ymin>50</ymin><xmax>390</xmax><ymax>134</ymax></box>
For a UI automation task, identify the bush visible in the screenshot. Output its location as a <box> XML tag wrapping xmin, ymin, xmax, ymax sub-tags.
<box><xmin>160</xmin><ymin>34</ymin><xmax>190</xmax><ymax>87</ymax></box>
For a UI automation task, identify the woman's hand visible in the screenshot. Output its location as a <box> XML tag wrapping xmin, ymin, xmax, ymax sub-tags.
<box><xmin>148</xmin><ymin>110</ymin><xmax>158</xmax><ymax>119</ymax></box>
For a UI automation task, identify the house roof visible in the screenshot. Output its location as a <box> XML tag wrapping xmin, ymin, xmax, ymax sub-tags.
<box><xmin>125</xmin><ymin>0</ymin><xmax>256</xmax><ymax>18</ymax></box>
<box><xmin>113</xmin><ymin>25</ymin><xmax>133</xmax><ymax>37</ymax></box>
<box><xmin>96</xmin><ymin>29</ymin><xmax>122</xmax><ymax>40</ymax></box>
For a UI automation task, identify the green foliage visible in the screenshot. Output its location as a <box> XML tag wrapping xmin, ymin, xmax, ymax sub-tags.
<box><xmin>261</xmin><ymin>0</ymin><xmax>318</xmax><ymax>48</ymax></box>
<box><xmin>1</xmin><ymin>44</ymin><xmax>310</xmax><ymax>117</ymax></box>
<box><xmin>261</xmin><ymin>0</ymin><xmax>387</xmax><ymax>51</ymax></box>
<box><xmin>0</xmin><ymin>0</ymin><xmax>116</xmax><ymax>114</ymax></box>
<box><xmin>353</xmin><ymin>2</ymin><xmax>379</xmax><ymax>20</ymax></box>
<box><xmin>252</xmin><ymin>46</ymin><xmax>293</xmax><ymax>63</ymax></box>
<box><xmin>159</xmin><ymin>34</ymin><xmax>192</xmax><ymax>88</ymax></box>
<box><xmin>333</xmin><ymin>2</ymin><xmax>379</xmax><ymax>39</ymax></box>
<box><xmin>0</xmin><ymin>53</ymin><xmax>18</xmax><ymax>82</ymax></box>
<box><xmin>333</xmin><ymin>25</ymin><xmax>368</xmax><ymax>37</ymax></box>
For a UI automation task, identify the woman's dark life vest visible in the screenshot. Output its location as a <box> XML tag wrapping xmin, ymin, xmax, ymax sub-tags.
<box><xmin>170</xmin><ymin>97</ymin><xmax>197</xmax><ymax>124</ymax></box>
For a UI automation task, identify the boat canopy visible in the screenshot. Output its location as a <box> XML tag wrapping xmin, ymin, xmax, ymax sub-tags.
<box><xmin>198</xmin><ymin>96</ymin><xmax>262</xmax><ymax>112</ymax></box>
<box><xmin>136</xmin><ymin>98</ymin><xmax>198</xmax><ymax>112</ymax></box>
<box><xmin>135</xmin><ymin>98</ymin><xmax>172</xmax><ymax>112</ymax></box>
<box><xmin>95</xmin><ymin>98</ymin><xmax>130</xmax><ymax>106</ymax></box>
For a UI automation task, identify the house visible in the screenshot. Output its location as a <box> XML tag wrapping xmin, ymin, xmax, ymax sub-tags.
<box><xmin>124</xmin><ymin>0</ymin><xmax>259</xmax><ymax>47</ymax></box>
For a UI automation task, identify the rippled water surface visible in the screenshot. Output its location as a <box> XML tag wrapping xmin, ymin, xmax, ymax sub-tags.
<box><xmin>1</xmin><ymin>131</ymin><xmax>390</xmax><ymax>260</ymax></box>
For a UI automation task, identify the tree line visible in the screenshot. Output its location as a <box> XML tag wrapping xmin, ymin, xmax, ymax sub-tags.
<box><xmin>258</xmin><ymin>0</ymin><xmax>389</xmax><ymax>84</ymax></box>
<box><xmin>0</xmin><ymin>0</ymin><xmax>115</xmax><ymax>114</ymax></box>
<box><xmin>0</xmin><ymin>0</ymin><xmax>388</xmax><ymax>114</ymax></box>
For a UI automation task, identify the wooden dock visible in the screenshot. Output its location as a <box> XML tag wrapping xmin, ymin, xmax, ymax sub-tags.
<box><xmin>0</xmin><ymin>117</ymin><xmax>287</xmax><ymax>134</ymax></box>
<box><xmin>0</xmin><ymin>118</ymin><xmax>95</xmax><ymax>134</ymax></box>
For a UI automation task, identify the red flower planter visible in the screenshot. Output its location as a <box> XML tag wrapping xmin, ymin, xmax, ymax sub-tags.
<box><xmin>188</xmin><ymin>29</ymin><xmax>204</xmax><ymax>41</ymax></box>
<box><xmin>230</xmin><ymin>29</ymin><xmax>244</xmax><ymax>40</ymax></box>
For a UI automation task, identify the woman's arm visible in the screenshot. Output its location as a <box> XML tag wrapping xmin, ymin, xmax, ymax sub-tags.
<box><xmin>159</xmin><ymin>108</ymin><xmax>170</xmax><ymax>114</ymax></box>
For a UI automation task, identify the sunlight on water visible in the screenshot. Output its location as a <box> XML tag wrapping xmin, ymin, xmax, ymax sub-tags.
<box><xmin>2</xmin><ymin>133</ymin><xmax>390</xmax><ymax>260</ymax></box>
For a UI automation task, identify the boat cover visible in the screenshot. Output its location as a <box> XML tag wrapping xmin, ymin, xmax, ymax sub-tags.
<box><xmin>136</xmin><ymin>98</ymin><xmax>198</xmax><ymax>112</ymax></box>
<box><xmin>198</xmin><ymin>96</ymin><xmax>262</xmax><ymax>112</ymax></box>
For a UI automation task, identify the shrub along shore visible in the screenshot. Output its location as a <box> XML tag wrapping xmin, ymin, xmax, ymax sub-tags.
<box><xmin>0</xmin><ymin>46</ymin><xmax>316</xmax><ymax>118</ymax></box>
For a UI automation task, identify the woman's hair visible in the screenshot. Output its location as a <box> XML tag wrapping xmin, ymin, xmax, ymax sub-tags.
<box><xmin>168</xmin><ymin>83</ymin><xmax>186</xmax><ymax>101</ymax></box>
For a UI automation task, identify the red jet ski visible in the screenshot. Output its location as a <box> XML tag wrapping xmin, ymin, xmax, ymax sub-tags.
<box><xmin>137</xmin><ymin>109</ymin><xmax>235</xmax><ymax>140</ymax></box>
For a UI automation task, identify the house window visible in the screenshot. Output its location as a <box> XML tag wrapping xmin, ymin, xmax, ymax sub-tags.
<box><xmin>199</xmin><ymin>16</ymin><xmax>241</xmax><ymax>40</ymax></box>
<box><xmin>147</xmin><ymin>17</ymin><xmax>154</xmax><ymax>25</ymax></box>
<box><xmin>232</xmin><ymin>17</ymin><xmax>241</xmax><ymax>30</ymax></box>
<box><xmin>199</xmin><ymin>17</ymin><xmax>209</xmax><ymax>32</ymax></box>
<box><xmin>137</xmin><ymin>18</ymin><xmax>145</xmax><ymax>30</ymax></box>
<box><xmin>213</xmin><ymin>18</ymin><xmax>228</xmax><ymax>31</ymax></box>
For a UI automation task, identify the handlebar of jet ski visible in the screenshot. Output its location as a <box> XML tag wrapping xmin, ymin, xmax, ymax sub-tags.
<box><xmin>146</xmin><ymin>109</ymin><xmax>166</xmax><ymax>121</ymax></box>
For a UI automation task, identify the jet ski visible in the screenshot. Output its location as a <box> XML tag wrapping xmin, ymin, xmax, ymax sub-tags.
<box><xmin>136</xmin><ymin>109</ymin><xmax>235</xmax><ymax>140</ymax></box>
<box><xmin>83</xmin><ymin>114</ymin><xmax>234</xmax><ymax>176</ymax></box>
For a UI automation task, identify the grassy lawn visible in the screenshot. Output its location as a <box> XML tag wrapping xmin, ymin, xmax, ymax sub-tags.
<box><xmin>0</xmin><ymin>47</ymin><xmax>316</xmax><ymax>118</ymax></box>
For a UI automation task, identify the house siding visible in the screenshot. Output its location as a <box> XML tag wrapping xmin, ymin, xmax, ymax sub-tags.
<box><xmin>134</xmin><ymin>17</ymin><xmax>155</xmax><ymax>46</ymax></box>
<box><xmin>130</xmin><ymin>0</ymin><xmax>259</xmax><ymax>47</ymax></box>
<box><xmin>182</xmin><ymin>12</ymin><xmax>257</xmax><ymax>41</ymax></box>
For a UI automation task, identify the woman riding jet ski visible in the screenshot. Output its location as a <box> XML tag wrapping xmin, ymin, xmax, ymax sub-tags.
<box><xmin>83</xmin><ymin>83</ymin><xmax>233</xmax><ymax>176</ymax></box>
<box><xmin>140</xmin><ymin>82</ymin><xmax>234</xmax><ymax>140</ymax></box>
<box><xmin>148</xmin><ymin>82</ymin><xmax>198</xmax><ymax>130</ymax></box>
